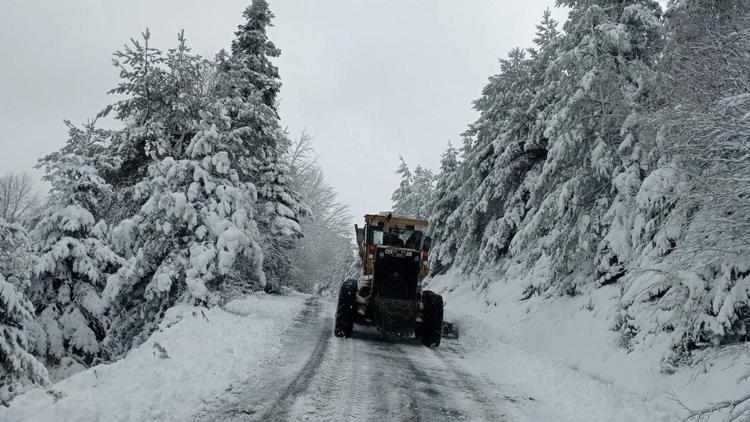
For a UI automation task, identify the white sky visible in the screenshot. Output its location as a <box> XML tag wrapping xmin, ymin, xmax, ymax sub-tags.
<box><xmin>0</xmin><ymin>0</ymin><xmax>568</xmax><ymax>224</ymax></box>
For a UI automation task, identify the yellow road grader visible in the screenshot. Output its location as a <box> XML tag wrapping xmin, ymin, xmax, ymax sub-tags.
<box><xmin>334</xmin><ymin>213</ymin><xmax>444</xmax><ymax>347</ymax></box>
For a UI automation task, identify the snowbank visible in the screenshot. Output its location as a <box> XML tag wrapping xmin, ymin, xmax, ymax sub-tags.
<box><xmin>430</xmin><ymin>270</ymin><xmax>750</xmax><ymax>421</ymax></box>
<box><xmin>1</xmin><ymin>293</ymin><xmax>306</xmax><ymax>422</ymax></box>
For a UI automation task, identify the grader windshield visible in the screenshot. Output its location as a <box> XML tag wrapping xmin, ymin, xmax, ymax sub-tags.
<box><xmin>369</xmin><ymin>227</ymin><xmax>423</xmax><ymax>249</ymax></box>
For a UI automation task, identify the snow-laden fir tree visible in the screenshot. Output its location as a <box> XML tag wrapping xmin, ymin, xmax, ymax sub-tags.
<box><xmin>101</xmin><ymin>31</ymin><xmax>268</xmax><ymax>354</ymax></box>
<box><xmin>617</xmin><ymin>0</ymin><xmax>750</xmax><ymax>366</ymax></box>
<box><xmin>428</xmin><ymin>142</ymin><xmax>461</xmax><ymax>275</ymax></box>
<box><xmin>30</xmin><ymin>122</ymin><xmax>123</xmax><ymax>365</ymax></box>
<box><xmin>409</xmin><ymin>166</ymin><xmax>436</xmax><ymax>219</ymax></box>
<box><xmin>0</xmin><ymin>219</ymin><xmax>48</xmax><ymax>406</ymax></box>
<box><xmin>391</xmin><ymin>156</ymin><xmax>436</xmax><ymax>219</ymax></box>
<box><xmin>431</xmin><ymin>45</ymin><xmax>542</xmax><ymax>275</ymax></box>
<box><xmin>104</xmin><ymin>30</ymin><xmax>212</xmax><ymax>223</ymax></box>
<box><xmin>425</xmin><ymin>2</ymin><xmax>662</xmax><ymax>288</ymax></box>
<box><xmin>217</xmin><ymin>0</ymin><xmax>303</xmax><ymax>287</ymax></box>
<box><xmin>105</xmin><ymin>103</ymin><xmax>266</xmax><ymax>355</ymax></box>
<box><xmin>391</xmin><ymin>157</ymin><xmax>414</xmax><ymax>215</ymax></box>
<box><xmin>511</xmin><ymin>0</ymin><xmax>663</xmax><ymax>293</ymax></box>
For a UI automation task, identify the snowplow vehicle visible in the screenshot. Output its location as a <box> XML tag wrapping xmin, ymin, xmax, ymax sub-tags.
<box><xmin>334</xmin><ymin>213</ymin><xmax>444</xmax><ymax>347</ymax></box>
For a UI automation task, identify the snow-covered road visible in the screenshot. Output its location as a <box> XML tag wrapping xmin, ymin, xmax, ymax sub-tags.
<box><xmin>196</xmin><ymin>296</ymin><xmax>514</xmax><ymax>421</ymax></box>
<box><xmin>4</xmin><ymin>293</ymin><xmax>680</xmax><ymax>422</ymax></box>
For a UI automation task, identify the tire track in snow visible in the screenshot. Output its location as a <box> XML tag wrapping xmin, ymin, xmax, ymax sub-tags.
<box><xmin>258</xmin><ymin>302</ymin><xmax>333</xmax><ymax>421</ymax></box>
<box><xmin>425</xmin><ymin>344</ymin><xmax>508</xmax><ymax>421</ymax></box>
<box><xmin>286</xmin><ymin>331</ymin><xmax>360</xmax><ymax>421</ymax></box>
<box><xmin>391</xmin><ymin>340</ymin><xmax>492</xmax><ymax>421</ymax></box>
<box><xmin>359</xmin><ymin>333</ymin><xmax>421</xmax><ymax>422</ymax></box>
<box><xmin>193</xmin><ymin>296</ymin><xmax>330</xmax><ymax>422</ymax></box>
<box><xmin>195</xmin><ymin>297</ymin><xmax>514</xmax><ymax>422</ymax></box>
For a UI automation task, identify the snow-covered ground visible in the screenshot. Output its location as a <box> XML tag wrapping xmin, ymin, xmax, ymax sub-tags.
<box><xmin>1</xmin><ymin>293</ymin><xmax>306</xmax><ymax>422</ymax></box>
<box><xmin>429</xmin><ymin>270</ymin><xmax>750</xmax><ymax>421</ymax></box>
<box><xmin>4</xmin><ymin>284</ymin><xmax>745</xmax><ymax>421</ymax></box>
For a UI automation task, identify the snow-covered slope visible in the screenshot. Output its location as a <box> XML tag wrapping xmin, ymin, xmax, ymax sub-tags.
<box><xmin>1</xmin><ymin>294</ymin><xmax>306</xmax><ymax>422</ymax></box>
<box><xmin>429</xmin><ymin>270</ymin><xmax>750</xmax><ymax>421</ymax></box>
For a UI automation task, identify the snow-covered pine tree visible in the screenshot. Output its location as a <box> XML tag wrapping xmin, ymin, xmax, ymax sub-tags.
<box><xmin>410</xmin><ymin>166</ymin><xmax>436</xmax><ymax>219</ymax></box>
<box><xmin>432</xmin><ymin>46</ymin><xmax>541</xmax><ymax>274</ymax></box>
<box><xmin>101</xmin><ymin>32</ymin><xmax>267</xmax><ymax>354</ymax></box>
<box><xmin>391</xmin><ymin>157</ymin><xmax>435</xmax><ymax>218</ymax></box>
<box><xmin>428</xmin><ymin>142</ymin><xmax>460</xmax><ymax>274</ymax></box>
<box><xmin>526</xmin><ymin>8</ymin><xmax>560</xmax><ymax>152</ymax></box>
<box><xmin>104</xmin><ymin>29</ymin><xmax>212</xmax><ymax>224</ymax></box>
<box><xmin>515</xmin><ymin>0</ymin><xmax>663</xmax><ymax>294</ymax></box>
<box><xmin>105</xmin><ymin>103</ymin><xmax>266</xmax><ymax>355</ymax></box>
<box><xmin>30</xmin><ymin>122</ymin><xmax>123</xmax><ymax>365</ymax></box>
<box><xmin>217</xmin><ymin>0</ymin><xmax>303</xmax><ymax>288</ymax></box>
<box><xmin>618</xmin><ymin>0</ymin><xmax>750</xmax><ymax>366</ymax></box>
<box><xmin>391</xmin><ymin>156</ymin><xmax>414</xmax><ymax>215</ymax></box>
<box><xmin>105</xmin><ymin>29</ymin><xmax>169</xmax><ymax>190</ymax></box>
<box><xmin>0</xmin><ymin>219</ymin><xmax>48</xmax><ymax>406</ymax></box>
<box><xmin>430</xmin><ymin>12</ymin><xmax>560</xmax><ymax>279</ymax></box>
<box><xmin>428</xmin><ymin>138</ymin><xmax>474</xmax><ymax>275</ymax></box>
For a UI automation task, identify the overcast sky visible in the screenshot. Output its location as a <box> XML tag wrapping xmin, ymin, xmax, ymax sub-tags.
<box><xmin>0</xmin><ymin>0</ymin><xmax>567</xmax><ymax>223</ymax></box>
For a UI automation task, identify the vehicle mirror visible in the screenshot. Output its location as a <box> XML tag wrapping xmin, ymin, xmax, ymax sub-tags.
<box><xmin>423</xmin><ymin>236</ymin><xmax>432</xmax><ymax>251</ymax></box>
<box><xmin>355</xmin><ymin>224</ymin><xmax>365</xmax><ymax>244</ymax></box>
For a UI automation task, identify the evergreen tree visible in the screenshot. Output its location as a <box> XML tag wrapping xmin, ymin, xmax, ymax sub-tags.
<box><xmin>428</xmin><ymin>142</ymin><xmax>460</xmax><ymax>274</ymax></box>
<box><xmin>435</xmin><ymin>46</ymin><xmax>541</xmax><ymax>273</ymax></box>
<box><xmin>30</xmin><ymin>122</ymin><xmax>123</xmax><ymax>365</ymax></box>
<box><xmin>0</xmin><ymin>219</ymin><xmax>48</xmax><ymax>406</ymax></box>
<box><xmin>230</xmin><ymin>0</ymin><xmax>281</xmax><ymax>108</ymax></box>
<box><xmin>104</xmin><ymin>30</ymin><xmax>212</xmax><ymax>220</ymax></box>
<box><xmin>391</xmin><ymin>157</ymin><xmax>435</xmax><ymax>218</ymax></box>
<box><xmin>520</xmin><ymin>0</ymin><xmax>663</xmax><ymax>293</ymax></box>
<box><xmin>105</xmin><ymin>103</ymin><xmax>266</xmax><ymax>355</ymax></box>
<box><xmin>217</xmin><ymin>0</ymin><xmax>303</xmax><ymax>287</ymax></box>
<box><xmin>391</xmin><ymin>156</ymin><xmax>413</xmax><ymax>215</ymax></box>
<box><xmin>409</xmin><ymin>166</ymin><xmax>436</xmax><ymax>219</ymax></box>
<box><xmin>101</xmin><ymin>30</ymin><xmax>267</xmax><ymax>354</ymax></box>
<box><xmin>619</xmin><ymin>0</ymin><xmax>750</xmax><ymax>365</ymax></box>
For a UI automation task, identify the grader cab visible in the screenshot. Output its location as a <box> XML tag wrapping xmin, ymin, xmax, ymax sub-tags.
<box><xmin>334</xmin><ymin>213</ymin><xmax>443</xmax><ymax>347</ymax></box>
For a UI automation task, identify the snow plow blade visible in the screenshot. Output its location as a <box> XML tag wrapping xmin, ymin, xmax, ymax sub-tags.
<box><xmin>442</xmin><ymin>321</ymin><xmax>459</xmax><ymax>339</ymax></box>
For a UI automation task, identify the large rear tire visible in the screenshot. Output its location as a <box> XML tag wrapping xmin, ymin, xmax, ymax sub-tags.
<box><xmin>420</xmin><ymin>290</ymin><xmax>443</xmax><ymax>347</ymax></box>
<box><xmin>334</xmin><ymin>279</ymin><xmax>358</xmax><ymax>338</ymax></box>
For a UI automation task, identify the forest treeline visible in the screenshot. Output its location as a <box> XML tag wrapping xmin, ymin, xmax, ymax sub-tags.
<box><xmin>0</xmin><ymin>0</ymin><xmax>355</xmax><ymax>404</ymax></box>
<box><xmin>392</xmin><ymin>0</ymin><xmax>750</xmax><ymax>371</ymax></box>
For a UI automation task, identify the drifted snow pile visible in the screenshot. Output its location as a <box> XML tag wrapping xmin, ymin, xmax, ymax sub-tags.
<box><xmin>395</xmin><ymin>1</ymin><xmax>750</xmax><ymax>418</ymax></box>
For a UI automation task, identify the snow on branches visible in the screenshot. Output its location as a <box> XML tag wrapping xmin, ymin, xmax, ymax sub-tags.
<box><xmin>0</xmin><ymin>220</ymin><xmax>48</xmax><ymax>406</ymax></box>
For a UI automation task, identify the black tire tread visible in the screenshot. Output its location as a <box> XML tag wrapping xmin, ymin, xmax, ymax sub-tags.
<box><xmin>334</xmin><ymin>279</ymin><xmax>358</xmax><ymax>338</ymax></box>
<box><xmin>420</xmin><ymin>290</ymin><xmax>443</xmax><ymax>347</ymax></box>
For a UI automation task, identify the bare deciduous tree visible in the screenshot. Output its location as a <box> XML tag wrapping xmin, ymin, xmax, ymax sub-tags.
<box><xmin>0</xmin><ymin>172</ymin><xmax>41</xmax><ymax>224</ymax></box>
<box><xmin>285</xmin><ymin>130</ymin><xmax>356</xmax><ymax>292</ymax></box>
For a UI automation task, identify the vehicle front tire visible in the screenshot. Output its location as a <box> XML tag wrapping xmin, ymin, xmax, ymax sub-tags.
<box><xmin>335</xmin><ymin>279</ymin><xmax>358</xmax><ymax>338</ymax></box>
<box><xmin>420</xmin><ymin>290</ymin><xmax>443</xmax><ymax>347</ymax></box>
